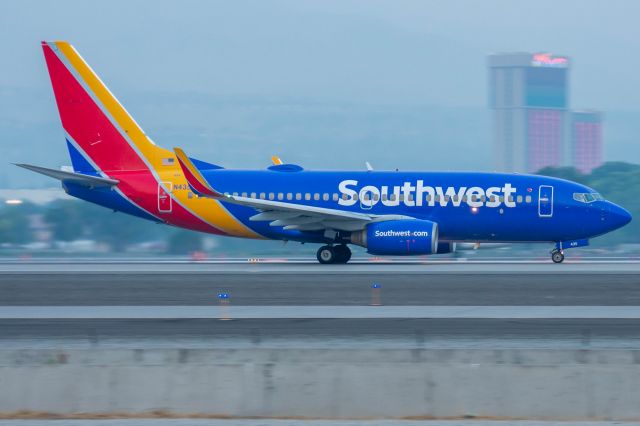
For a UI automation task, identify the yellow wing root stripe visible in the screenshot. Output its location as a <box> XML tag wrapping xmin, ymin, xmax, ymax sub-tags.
<box><xmin>54</xmin><ymin>41</ymin><xmax>260</xmax><ymax>238</ymax></box>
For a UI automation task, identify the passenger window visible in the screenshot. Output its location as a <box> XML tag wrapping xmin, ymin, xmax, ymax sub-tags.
<box><xmin>233</xmin><ymin>192</ymin><xmax>238</xmax><ymax>197</ymax></box>
<box><xmin>242</xmin><ymin>192</ymin><xmax>247</xmax><ymax>198</ymax></box>
<box><xmin>490</xmin><ymin>196</ymin><xmax>497</xmax><ymax>203</ymax></box>
<box><xmin>390</xmin><ymin>194</ymin><xmax>396</xmax><ymax>201</ymax></box>
<box><xmin>342</xmin><ymin>194</ymin><xmax>349</xmax><ymax>201</ymax></box>
<box><xmin>408</xmin><ymin>194</ymin><xmax>414</xmax><ymax>202</ymax></box>
<box><xmin>250</xmin><ymin>192</ymin><xmax>256</xmax><ymax>199</ymax></box>
<box><xmin>462</xmin><ymin>195</ymin><xmax>468</xmax><ymax>202</ymax></box>
<box><xmin>332</xmin><ymin>194</ymin><xmax>339</xmax><ymax>201</ymax></box>
<box><xmin>305</xmin><ymin>193</ymin><xmax>311</xmax><ymax>200</ymax></box>
<box><xmin>277</xmin><ymin>193</ymin><xmax>284</xmax><ymax>200</ymax></box>
<box><xmin>268</xmin><ymin>193</ymin><xmax>275</xmax><ymax>200</ymax></box>
<box><xmin>260</xmin><ymin>193</ymin><xmax>266</xmax><ymax>200</ymax></box>
<box><xmin>525</xmin><ymin>195</ymin><xmax>532</xmax><ymax>203</ymax></box>
<box><xmin>453</xmin><ymin>195</ymin><xmax>459</xmax><ymax>202</ymax></box>
<box><xmin>295</xmin><ymin>193</ymin><xmax>301</xmax><ymax>200</ymax></box>
<box><xmin>399</xmin><ymin>195</ymin><xmax>404</xmax><ymax>202</ymax></box>
<box><xmin>516</xmin><ymin>195</ymin><xmax>523</xmax><ymax>203</ymax></box>
<box><xmin>323</xmin><ymin>193</ymin><xmax>329</xmax><ymax>201</ymax></box>
<box><xmin>508</xmin><ymin>196</ymin><xmax>514</xmax><ymax>203</ymax></box>
<box><xmin>444</xmin><ymin>196</ymin><xmax>450</xmax><ymax>202</ymax></box>
<box><xmin>287</xmin><ymin>193</ymin><xmax>293</xmax><ymax>200</ymax></box>
<box><xmin>481</xmin><ymin>195</ymin><xmax>487</xmax><ymax>202</ymax></box>
<box><xmin>426</xmin><ymin>195</ymin><xmax>431</xmax><ymax>202</ymax></box>
<box><xmin>352</xmin><ymin>194</ymin><xmax>358</xmax><ymax>201</ymax></box>
<box><xmin>382</xmin><ymin>194</ymin><xmax>388</xmax><ymax>201</ymax></box>
<box><xmin>188</xmin><ymin>191</ymin><xmax>193</xmax><ymax>199</ymax></box>
<box><xmin>373</xmin><ymin>194</ymin><xmax>380</xmax><ymax>201</ymax></box>
<box><xmin>314</xmin><ymin>193</ymin><xmax>320</xmax><ymax>201</ymax></box>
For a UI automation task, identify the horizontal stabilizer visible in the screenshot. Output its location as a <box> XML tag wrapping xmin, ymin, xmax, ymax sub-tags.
<box><xmin>15</xmin><ymin>164</ymin><xmax>119</xmax><ymax>188</ymax></box>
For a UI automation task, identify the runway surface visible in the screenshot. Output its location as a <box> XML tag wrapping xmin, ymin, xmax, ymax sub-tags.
<box><xmin>2</xmin><ymin>262</ymin><xmax>639</xmax><ymax>349</ymax></box>
<box><xmin>1</xmin><ymin>420</ymin><xmax>638</xmax><ymax>426</ymax></box>
<box><xmin>1</xmin><ymin>271</ymin><xmax>639</xmax><ymax>306</ymax></box>
<box><xmin>3</xmin><ymin>420</ymin><xmax>638</xmax><ymax>426</ymax></box>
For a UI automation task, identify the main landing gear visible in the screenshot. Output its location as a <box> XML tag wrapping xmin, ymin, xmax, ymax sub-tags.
<box><xmin>551</xmin><ymin>249</ymin><xmax>565</xmax><ymax>264</ymax></box>
<box><xmin>317</xmin><ymin>244</ymin><xmax>352</xmax><ymax>264</ymax></box>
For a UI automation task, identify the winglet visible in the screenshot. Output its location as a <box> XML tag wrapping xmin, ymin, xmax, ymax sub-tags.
<box><xmin>173</xmin><ymin>148</ymin><xmax>222</xmax><ymax>198</ymax></box>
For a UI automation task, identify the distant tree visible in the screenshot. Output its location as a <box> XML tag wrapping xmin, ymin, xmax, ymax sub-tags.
<box><xmin>536</xmin><ymin>166</ymin><xmax>587</xmax><ymax>184</ymax></box>
<box><xmin>166</xmin><ymin>229</ymin><xmax>203</xmax><ymax>254</ymax></box>
<box><xmin>0</xmin><ymin>204</ymin><xmax>32</xmax><ymax>244</ymax></box>
<box><xmin>44</xmin><ymin>200</ymin><xmax>86</xmax><ymax>241</ymax></box>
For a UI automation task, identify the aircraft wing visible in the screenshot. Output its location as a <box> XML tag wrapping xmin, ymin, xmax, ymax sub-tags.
<box><xmin>173</xmin><ymin>148</ymin><xmax>409</xmax><ymax>231</ymax></box>
<box><xmin>15</xmin><ymin>164</ymin><xmax>119</xmax><ymax>188</ymax></box>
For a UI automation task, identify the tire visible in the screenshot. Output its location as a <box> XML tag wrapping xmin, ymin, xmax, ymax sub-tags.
<box><xmin>551</xmin><ymin>251</ymin><xmax>565</xmax><ymax>263</ymax></box>
<box><xmin>334</xmin><ymin>245</ymin><xmax>352</xmax><ymax>264</ymax></box>
<box><xmin>317</xmin><ymin>245</ymin><xmax>336</xmax><ymax>264</ymax></box>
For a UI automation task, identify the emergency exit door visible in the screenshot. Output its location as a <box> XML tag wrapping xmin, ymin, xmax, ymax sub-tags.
<box><xmin>538</xmin><ymin>185</ymin><xmax>553</xmax><ymax>218</ymax></box>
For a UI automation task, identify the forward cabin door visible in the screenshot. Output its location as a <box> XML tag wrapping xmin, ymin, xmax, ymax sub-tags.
<box><xmin>158</xmin><ymin>182</ymin><xmax>173</xmax><ymax>213</ymax></box>
<box><xmin>538</xmin><ymin>185</ymin><xmax>553</xmax><ymax>217</ymax></box>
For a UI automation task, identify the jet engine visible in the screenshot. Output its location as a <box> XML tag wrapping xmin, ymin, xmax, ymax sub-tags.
<box><xmin>350</xmin><ymin>219</ymin><xmax>438</xmax><ymax>255</ymax></box>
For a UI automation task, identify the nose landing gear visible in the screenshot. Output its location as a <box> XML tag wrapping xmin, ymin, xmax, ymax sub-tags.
<box><xmin>551</xmin><ymin>249</ymin><xmax>565</xmax><ymax>263</ymax></box>
<box><xmin>317</xmin><ymin>244</ymin><xmax>352</xmax><ymax>264</ymax></box>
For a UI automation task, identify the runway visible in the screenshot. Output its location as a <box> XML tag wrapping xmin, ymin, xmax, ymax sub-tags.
<box><xmin>2</xmin><ymin>261</ymin><xmax>639</xmax><ymax>349</ymax></box>
<box><xmin>2</xmin><ymin>271</ymin><xmax>640</xmax><ymax>306</ymax></box>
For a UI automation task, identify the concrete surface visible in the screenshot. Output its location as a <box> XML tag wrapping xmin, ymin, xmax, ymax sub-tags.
<box><xmin>3</xmin><ymin>421</ymin><xmax>640</xmax><ymax>426</ymax></box>
<box><xmin>3</xmin><ymin>305</ymin><xmax>640</xmax><ymax>319</ymax></box>
<box><xmin>1</xmin><ymin>261</ymin><xmax>639</xmax><ymax>274</ymax></box>
<box><xmin>2</xmin><ymin>348</ymin><xmax>640</xmax><ymax>420</ymax></box>
<box><xmin>3</xmin><ymin>272</ymin><xmax>640</xmax><ymax>306</ymax></box>
<box><xmin>2</xmin><ymin>421</ymin><xmax>640</xmax><ymax>426</ymax></box>
<box><xmin>4</xmin><ymin>318</ymin><xmax>640</xmax><ymax>350</ymax></box>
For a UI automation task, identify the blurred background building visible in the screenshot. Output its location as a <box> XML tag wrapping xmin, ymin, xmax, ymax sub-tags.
<box><xmin>572</xmin><ymin>110</ymin><xmax>604</xmax><ymax>173</ymax></box>
<box><xmin>489</xmin><ymin>52</ymin><xmax>603</xmax><ymax>174</ymax></box>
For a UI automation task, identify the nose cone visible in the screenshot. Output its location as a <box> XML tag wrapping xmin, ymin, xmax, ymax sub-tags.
<box><xmin>608</xmin><ymin>202</ymin><xmax>632</xmax><ymax>231</ymax></box>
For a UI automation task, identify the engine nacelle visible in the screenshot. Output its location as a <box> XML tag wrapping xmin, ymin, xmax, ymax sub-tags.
<box><xmin>350</xmin><ymin>219</ymin><xmax>438</xmax><ymax>255</ymax></box>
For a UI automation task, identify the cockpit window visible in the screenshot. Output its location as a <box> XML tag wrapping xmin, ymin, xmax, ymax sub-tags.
<box><xmin>573</xmin><ymin>192</ymin><xmax>603</xmax><ymax>203</ymax></box>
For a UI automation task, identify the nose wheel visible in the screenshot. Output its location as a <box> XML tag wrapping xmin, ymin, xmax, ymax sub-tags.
<box><xmin>551</xmin><ymin>249</ymin><xmax>565</xmax><ymax>263</ymax></box>
<box><xmin>317</xmin><ymin>244</ymin><xmax>351</xmax><ymax>264</ymax></box>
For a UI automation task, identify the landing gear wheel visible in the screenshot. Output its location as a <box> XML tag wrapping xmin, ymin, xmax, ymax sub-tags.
<box><xmin>317</xmin><ymin>245</ymin><xmax>336</xmax><ymax>264</ymax></box>
<box><xmin>333</xmin><ymin>244</ymin><xmax>352</xmax><ymax>264</ymax></box>
<box><xmin>551</xmin><ymin>250</ymin><xmax>565</xmax><ymax>264</ymax></box>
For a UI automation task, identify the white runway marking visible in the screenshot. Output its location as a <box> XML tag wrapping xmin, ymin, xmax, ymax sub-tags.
<box><xmin>1</xmin><ymin>260</ymin><xmax>639</xmax><ymax>273</ymax></box>
<box><xmin>3</xmin><ymin>305</ymin><xmax>640</xmax><ymax>319</ymax></box>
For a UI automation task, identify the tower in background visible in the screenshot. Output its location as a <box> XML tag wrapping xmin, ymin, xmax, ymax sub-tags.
<box><xmin>572</xmin><ymin>110</ymin><xmax>603</xmax><ymax>174</ymax></box>
<box><xmin>488</xmin><ymin>53</ymin><xmax>570</xmax><ymax>173</ymax></box>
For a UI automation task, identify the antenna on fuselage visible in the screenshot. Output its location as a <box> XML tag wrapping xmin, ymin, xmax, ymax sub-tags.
<box><xmin>365</xmin><ymin>161</ymin><xmax>373</xmax><ymax>172</ymax></box>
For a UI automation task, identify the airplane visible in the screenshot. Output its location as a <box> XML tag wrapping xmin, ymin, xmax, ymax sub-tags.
<box><xmin>17</xmin><ymin>41</ymin><xmax>632</xmax><ymax>264</ymax></box>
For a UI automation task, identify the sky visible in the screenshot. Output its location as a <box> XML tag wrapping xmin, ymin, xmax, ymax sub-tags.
<box><xmin>1</xmin><ymin>0</ymin><xmax>640</xmax><ymax>187</ymax></box>
<box><xmin>2</xmin><ymin>0</ymin><xmax>639</xmax><ymax>109</ymax></box>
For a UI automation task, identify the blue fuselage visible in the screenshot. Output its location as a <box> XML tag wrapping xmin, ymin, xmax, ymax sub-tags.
<box><xmin>198</xmin><ymin>168</ymin><xmax>631</xmax><ymax>244</ymax></box>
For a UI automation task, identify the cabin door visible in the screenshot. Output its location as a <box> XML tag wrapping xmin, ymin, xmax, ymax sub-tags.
<box><xmin>538</xmin><ymin>185</ymin><xmax>553</xmax><ymax>218</ymax></box>
<box><xmin>158</xmin><ymin>182</ymin><xmax>173</xmax><ymax>213</ymax></box>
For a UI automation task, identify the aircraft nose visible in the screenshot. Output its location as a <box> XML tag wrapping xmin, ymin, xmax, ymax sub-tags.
<box><xmin>607</xmin><ymin>202</ymin><xmax>632</xmax><ymax>230</ymax></box>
